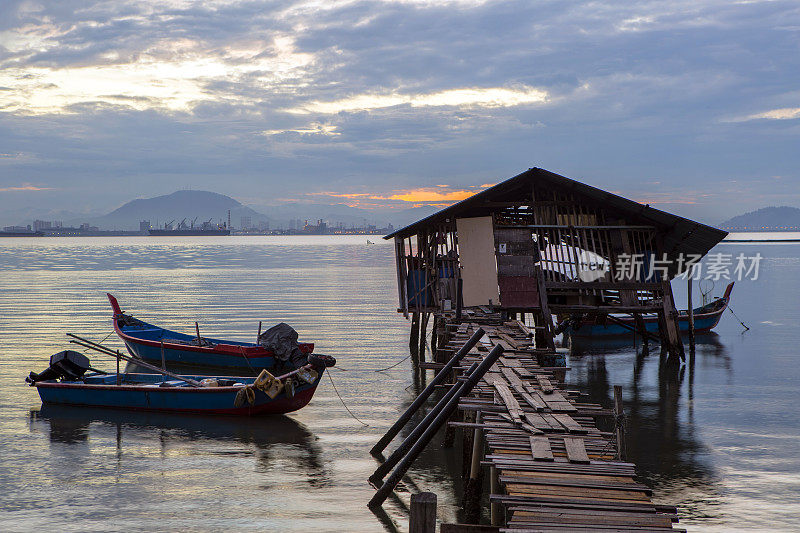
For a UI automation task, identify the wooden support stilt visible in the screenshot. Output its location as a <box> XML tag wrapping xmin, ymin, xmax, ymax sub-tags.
<box><xmin>455</xmin><ymin>278</ymin><xmax>463</xmax><ymax>320</ymax></box>
<box><xmin>660</xmin><ymin>281</ymin><xmax>684</xmax><ymax>363</ymax></box>
<box><xmin>490</xmin><ymin>465</ymin><xmax>501</xmax><ymax>526</ymax></box>
<box><xmin>410</xmin><ymin>312</ymin><xmax>420</xmax><ymax>364</ymax></box>
<box><xmin>633</xmin><ymin>313</ymin><xmax>649</xmax><ymax>349</ymax></box>
<box><xmin>430</xmin><ymin>315</ymin><xmax>438</xmax><ymax>355</ymax></box>
<box><xmin>419</xmin><ymin>312</ymin><xmax>429</xmax><ymax>360</ymax></box>
<box><xmin>410</xmin><ymin>492</ymin><xmax>437</xmax><ymax>533</ymax></box>
<box><xmin>613</xmin><ymin>385</ymin><xmax>626</xmax><ymax>461</ymax></box>
<box><xmin>463</xmin><ymin>411</ymin><xmax>484</xmax><ymax>524</ymax></box>
<box><xmin>687</xmin><ymin>278</ymin><xmax>695</xmax><ymax>349</ymax></box>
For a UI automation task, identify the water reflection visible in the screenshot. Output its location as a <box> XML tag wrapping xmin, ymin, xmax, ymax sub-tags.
<box><xmin>31</xmin><ymin>405</ymin><xmax>329</xmax><ymax>487</ymax></box>
<box><xmin>565</xmin><ymin>334</ymin><xmax>728</xmax><ymax>520</ymax></box>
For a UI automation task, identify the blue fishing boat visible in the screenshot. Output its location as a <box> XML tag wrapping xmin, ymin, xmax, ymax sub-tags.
<box><xmin>107</xmin><ymin>293</ymin><xmax>314</xmax><ymax>370</ymax></box>
<box><xmin>27</xmin><ymin>349</ymin><xmax>334</xmax><ymax>416</ymax></box>
<box><xmin>568</xmin><ymin>282</ymin><xmax>734</xmax><ymax>337</ymax></box>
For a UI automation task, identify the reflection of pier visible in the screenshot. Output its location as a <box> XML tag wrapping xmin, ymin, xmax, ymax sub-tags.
<box><xmin>565</xmin><ymin>334</ymin><xmax>729</xmax><ymax>519</ymax></box>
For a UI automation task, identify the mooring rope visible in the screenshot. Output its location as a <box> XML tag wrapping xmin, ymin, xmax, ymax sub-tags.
<box><xmin>728</xmin><ymin>306</ymin><xmax>750</xmax><ymax>332</ymax></box>
<box><xmin>321</xmin><ymin>354</ymin><xmax>411</xmax><ymax>373</ymax></box>
<box><xmin>78</xmin><ymin>332</ymin><xmax>114</xmax><ymax>353</ymax></box>
<box><xmin>325</xmin><ymin>369</ymin><xmax>370</xmax><ymax>427</ymax></box>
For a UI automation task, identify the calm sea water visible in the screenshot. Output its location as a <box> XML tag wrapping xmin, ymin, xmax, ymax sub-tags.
<box><xmin>0</xmin><ymin>236</ymin><xmax>797</xmax><ymax>532</ymax></box>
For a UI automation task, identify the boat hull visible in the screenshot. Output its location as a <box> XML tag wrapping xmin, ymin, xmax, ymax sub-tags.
<box><xmin>569</xmin><ymin>282</ymin><xmax>733</xmax><ymax>338</ymax></box>
<box><xmin>571</xmin><ymin>311</ymin><xmax>723</xmax><ymax>337</ymax></box>
<box><xmin>122</xmin><ymin>338</ymin><xmax>277</xmax><ymax>369</ymax></box>
<box><xmin>35</xmin><ymin>373</ymin><xmax>321</xmax><ymax>416</ymax></box>
<box><xmin>107</xmin><ymin>293</ymin><xmax>313</xmax><ymax>370</ymax></box>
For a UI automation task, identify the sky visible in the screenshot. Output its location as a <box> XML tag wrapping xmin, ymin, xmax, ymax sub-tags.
<box><xmin>1</xmin><ymin>0</ymin><xmax>799</xmax><ymax>224</ymax></box>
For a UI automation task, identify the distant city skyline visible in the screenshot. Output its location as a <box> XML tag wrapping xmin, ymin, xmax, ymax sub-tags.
<box><xmin>1</xmin><ymin>1</ymin><xmax>799</xmax><ymax>224</ymax></box>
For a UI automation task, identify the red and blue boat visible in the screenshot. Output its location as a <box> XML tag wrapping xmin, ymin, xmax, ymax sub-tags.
<box><xmin>107</xmin><ymin>293</ymin><xmax>314</xmax><ymax>371</ymax></box>
<box><xmin>568</xmin><ymin>282</ymin><xmax>734</xmax><ymax>337</ymax></box>
<box><xmin>27</xmin><ymin>350</ymin><xmax>332</xmax><ymax>416</ymax></box>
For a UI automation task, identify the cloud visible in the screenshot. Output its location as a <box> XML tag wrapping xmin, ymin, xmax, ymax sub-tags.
<box><xmin>0</xmin><ymin>0</ymin><xmax>799</xmax><ymax>222</ymax></box>
<box><xmin>733</xmin><ymin>107</ymin><xmax>800</xmax><ymax>122</ymax></box>
<box><xmin>307</xmin><ymin>184</ymin><xmax>485</xmax><ymax>208</ymax></box>
<box><xmin>0</xmin><ymin>184</ymin><xmax>53</xmax><ymax>192</ymax></box>
<box><xmin>287</xmin><ymin>86</ymin><xmax>549</xmax><ymax>114</ymax></box>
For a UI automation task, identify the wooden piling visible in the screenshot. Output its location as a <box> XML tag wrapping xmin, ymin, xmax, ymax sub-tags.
<box><xmin>463</xmin><ymin>411</ymin><xmax>484</xmax><ymax>524</ymax></box>
<box><xmin>410</xmin><ymin>312</ymin><xmax>420</xmax><ymax>363</ymax></box>
<box><xmin>687</xmin><ymin>279</ymin><xmax>695</xmax><ymax>349</ymax></box>
<box><xmin>419</xmin><ymin>312</ymin><xmax>429</xmax><ymax>360</ymax></box>
<box><xmin>410</xmin><ymin>492</ymin><xmax>437</xmax><ymax>533</ymax></box>
<box><xmin>613</xmin><ymin>385</ymin><xmax>626</xmax><ymax>461</ymax></box>
<box><xmin>490</xmin><ymin>465</ymin><xmax>500</xmax><ymax>526</ymax></box>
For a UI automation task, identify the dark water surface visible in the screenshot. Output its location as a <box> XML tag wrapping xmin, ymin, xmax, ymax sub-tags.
<box><xmin>0</xmin><ymin>236</ymin><xmax>797</xmax><ymax>531</ymax></box>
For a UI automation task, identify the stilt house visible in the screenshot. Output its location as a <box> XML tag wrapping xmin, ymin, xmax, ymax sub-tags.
<box><xmin>384</xmin><ymin>167</ymin><xmax>727</xmax><ymax>356</ymax></box>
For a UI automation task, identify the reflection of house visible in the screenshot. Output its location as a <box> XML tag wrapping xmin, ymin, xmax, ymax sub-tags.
<box><xmin>384</xmin><ymin>167</ymin><xmax>727</xmax><ymax>359</ymax></box>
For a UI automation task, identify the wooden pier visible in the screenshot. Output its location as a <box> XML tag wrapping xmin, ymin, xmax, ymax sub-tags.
<box><xmin>372</xmin><ymin>168</ymin><xmax>726</xmax><ymax>530</ymax></box>
<box><xmin>442</xmin><ymin>312</ymin><xmax>682</xmax><ymax>532</ymax></box>
<box><xmin>370</xmin><ymin>308</ymin><xmax>683</xmax><ymax>532</ymax></box>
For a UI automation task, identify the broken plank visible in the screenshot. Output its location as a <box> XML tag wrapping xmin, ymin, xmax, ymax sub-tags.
<box><xmin>535</xmin><ymin>375</ymin><xmax>555</xmax><ymax>393</ymax></box>
<box><xmin>529</xmin><ymin>436</ymin><xmax>554</xmax><ymax>461</ymax></box>
<box><xmin>493</xmin><ymin>381</ymin><xmax>523</xmax><ymax>424</ymax></box>
<box><xmin>553</xmin><ymin>413</ymin><xmax>588</xmax><ymax>434</ymax></box>
<box><xmin>564</xmin><ymin>437</ymin><xmax>591</xmax><ymax>463</ymax></box>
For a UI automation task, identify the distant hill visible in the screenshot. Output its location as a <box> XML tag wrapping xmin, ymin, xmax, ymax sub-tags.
<box><xmin>720</xmin><ymin>206</ymin><xmax>800</xmax><ymax>231</ymax></box>
<box><xmin>75</xmin><ymin>190</ymin><xmax>270</xmax><ymax>230</ymax></box>
<box><xmin>61</xmin><ymin>190</ymin><xmax>439</xmax><ymax>231</ymax></box>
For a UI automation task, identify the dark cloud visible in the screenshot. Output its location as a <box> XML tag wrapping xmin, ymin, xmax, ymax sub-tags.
<box><xmin>0</xmin><ymin>0</ymin><xmax>799</xmax><ymax>225</ymax></box>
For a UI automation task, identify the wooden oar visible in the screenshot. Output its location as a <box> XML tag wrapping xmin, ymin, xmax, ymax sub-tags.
<box><xmin>67</xmin><ymin>333</ymin><xmax>202</xmax><ymax>387</ymax></box>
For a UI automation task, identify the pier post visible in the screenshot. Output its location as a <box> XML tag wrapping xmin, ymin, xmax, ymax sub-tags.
<box><xmin>490</xmin><ymin>465</ymin><xmax>501</xmax><ymax>526</ymax></box>
<box><xmin>419</xmin><ymin>312</ymin><xmax>429</xmax><ymax>360</ymax></box>
<box><xmin>463</xmin><ymin>411</ymin><xmax>484</xmax><ymax>524</ymax></box>
<box><xmin>613</xmin><ymin>385</ymin><xmax>626</xmax><ymax>461</ymax></box>
<box><xmin>410</xmin><ymin>312</ymin><xmax>420</xmax><ymax>363</ymax></box>
<box><xmin>633</xmin><ymin>313</ymin><xmax>648</xmax><ymax>350</ymax></box>
<box><xmin>410</xmin><ymin>492</ymin><xmax>437</xmax><ymax>533</ymax></box>
<box><xmin>687</xmin><ymin>279</ymin><xmax>695</xmax><ymax>350</ymax></box>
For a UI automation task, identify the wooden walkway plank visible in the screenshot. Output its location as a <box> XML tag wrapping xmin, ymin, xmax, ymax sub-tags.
<box><xmin>552</xmin><ymin>413</ymin><xmax>588</xmax><ymax>434</ymax></box>
<box><xmin>529</xmin><ymin>436</ymin><xmax>554</xmax><ymax>461</ymax></box>
<box><xmin>564</xmin><ymin>437</ymin><xmax>591</xmax><ymax>464</ymax></box>
<box><xmin>494</xmin><ymin>381</ymin><xmax>523</xmax><ymax>424</ymax></box>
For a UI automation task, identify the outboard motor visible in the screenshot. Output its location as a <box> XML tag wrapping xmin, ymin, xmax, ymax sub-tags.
<box><xmin>26</xmin><ymin>350</ymin><xmax>92</xmax><ymax>385</ymax></box>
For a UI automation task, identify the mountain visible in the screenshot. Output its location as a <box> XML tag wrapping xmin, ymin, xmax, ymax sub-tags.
<box><xmin>61</xmin><ymin>190</ymin><xmax>439</xmax><ymax>231</ymax></box>
<box><xmin>719</xmin><ymin>206</ymin><xmax>800</xmax><ymax>230</ymax></box>
<box><xmin>79</xmin><ymin>190</ymin><xmax>271</xmax><ymax>230</ymax></box>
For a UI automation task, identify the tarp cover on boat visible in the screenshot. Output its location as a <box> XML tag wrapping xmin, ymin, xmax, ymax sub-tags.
<box><xmin>258</xmin><ymin>323</ymin><xmax>307</xmax><ymax>367</ymax></box>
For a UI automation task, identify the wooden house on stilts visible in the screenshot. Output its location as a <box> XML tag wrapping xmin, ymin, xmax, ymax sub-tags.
<box><xmin>384</xmin><ymin>167</ymin><xmax>727</xmax><ymax>362</ymax></box>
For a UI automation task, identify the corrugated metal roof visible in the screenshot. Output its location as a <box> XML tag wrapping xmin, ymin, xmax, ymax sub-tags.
<box><xmin>384</xmin><ymin>167</ymin><xmax>727</xmax><ymax>259</ymax></box>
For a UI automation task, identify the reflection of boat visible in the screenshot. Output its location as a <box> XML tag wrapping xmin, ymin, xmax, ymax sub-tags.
<box><xmin>569</xmin><ymin>282</ymin><xmax>734</xmax><ymax>337</ymax></box>
<box><xmin>108</xmin><ymin>293</ymin><xmax>314</xmax><ymax>370</ymax></box>
<box><xmin>35</xmin><ymin>403</ymin><xmax>315</xmax><ymax>445</ymax></box>
<box><xmin>30</xmin><ymin>368</ymin><xmax>326</xmax><ymax>416</ymax></box>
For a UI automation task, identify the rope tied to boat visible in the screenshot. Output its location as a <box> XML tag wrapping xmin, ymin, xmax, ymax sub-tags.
<box><xmin>728</xmin><ymin>306</ymin><xmax>750</xmax><ymax>332</ymax></box>
<box><xmin>325</xmin><ymin>369</ymin><xmax>369</xmax><ymax>427</ymax></box>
